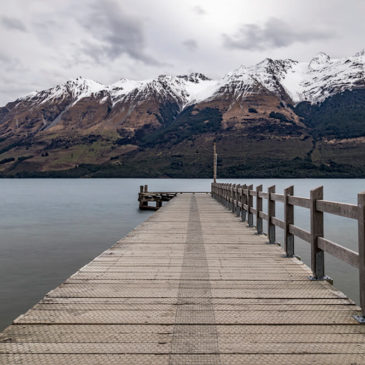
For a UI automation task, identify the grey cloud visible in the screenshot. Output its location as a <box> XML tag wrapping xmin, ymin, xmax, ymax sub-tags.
<box><xmin>0</xmin><ymin>52</ymin><xmax>25</xmax><ymax>73</ymax></box>
<box><xmin>80</xmin><ymin>0</ymin><xmax>160</xmax><ymax>65</ymax></box>
<box><xmin>193</xmin><ymin>5</ymin><xmax>206</xmax><ymax>15</ymax></box>
<box><xmin>223</xmin><ymin>17</ymin><xmax>334</xmax><ymax>50</ymax></box>
<box><xmin>0</xmin><ymin>16</ymin><xmax>27</xmax><ymax>32</ymax></box>
<box><xmin>182</xmin><ymin>39</ymin><xmax>198</xmax><ymax>51</ymax></box>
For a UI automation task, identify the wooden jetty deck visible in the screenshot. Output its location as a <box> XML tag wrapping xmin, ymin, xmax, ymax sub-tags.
<box><xmin>1</xmin><ymin>192</ymin><xmax>365</xmax><ymax>364</ymax></box>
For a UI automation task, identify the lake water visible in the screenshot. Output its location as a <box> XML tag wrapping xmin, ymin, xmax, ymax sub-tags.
<box><xmin>0</xmin><ymin>178</ymin><xmax>364</xmax><ymax>331</ymax></box>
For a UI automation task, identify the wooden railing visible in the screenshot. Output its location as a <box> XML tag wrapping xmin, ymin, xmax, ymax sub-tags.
<box><xmin>211</xmin><ymin>182</ymin><xmax>365</xmax><ymax>321</ymax></box>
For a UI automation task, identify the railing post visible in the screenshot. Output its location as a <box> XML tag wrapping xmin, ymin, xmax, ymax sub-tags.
<box><xmin>231</xmin><ymin>184</ymin><xmax>235</xmax><ymax>212</ymax></box>
<box><xmin>223</xmin><ymin>184</ymin><xmax>226</xmax><ymax>206</ymax></box>
<box><xmin>248</xmin><ymin>184</ymin><xmax>254</xmax><ymax>227</ymax></box>
<box><xmin>236</xmin><ymin>185</ymin><xmax>241</xmax><ymax>216</ymax></box>
<box><xmin>224</xmin><ymin>184</ymin><xmax>227</xmax><ymax>207</ymax></box>
<box><xmin>355</xmin><ymin>192</ymin><xmax>365</xmax><ymax>321</ymax></box>
<box><xmin>268</xmin><ymin>185</ymin><xmax>276</xmax><ymax>244</ymax></box>
<box><xmin>310</xmin><ymin>186</ymin><xmax>324</xmax><ymax>280</ymax></box>
<box><xmin>241</xmin><ymin>184</ymin><xmax>247</xmax><ymax>221</ymax></box>
<box><xmin>284</xmin><ymin>186</ymin><xmax>294</xmax><ymax>257</ymax></box>
<box><xmin>226</xmin><ymin>184</ymin><xmax>229</xmax><ymax>208</ymax></box>
<box><xmin>256</xmin><ymin>185</ymin><xmax>263</xmax><ymax>234</ymax></box>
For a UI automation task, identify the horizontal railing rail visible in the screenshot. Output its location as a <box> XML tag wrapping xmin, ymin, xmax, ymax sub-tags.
<box><xmin>211</xmin><ymin>182</ymin><xmax>365</xmax><ymax>322</ymax></box>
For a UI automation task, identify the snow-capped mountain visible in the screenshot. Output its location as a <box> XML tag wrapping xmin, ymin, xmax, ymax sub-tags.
<box><xmin>15</xmin><ymin>50</ymin><xmax>365</xmax><ymax>111</ymax></box>
<box><xmin>1</xmin><ymin>50</ymin><xmax>365</xmax><ymax>178</ymax></box>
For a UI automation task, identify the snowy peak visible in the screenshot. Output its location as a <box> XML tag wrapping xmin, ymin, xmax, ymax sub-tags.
<box><xmin>282</xmin><ymin>50</ymin><xmax>365</xmax><ymax>103</ymax></box>
<box><xmin>19</xmin><ymin>76</ymin><xmax>106</xmax><ymax>106</ymax></box>
<box><xmin>14</xmin><ymin>50</ymin><xmax>365</xmax><ymax>109</ymax></box>
<box><xmin>108</xmin><ymin>72</ymin><xmax>218</xmax><ymax>108</ymax></box>
<box><xmin>221</xmin><ymin>58</ymin><xmax>297</xmax><ymax>100</ymax></box>
<box><xmin>308</xmin><ymin>52</ymin><xmax>331</xmax><ymax>70</ymax></box>
<box><xmin>354</xmin><ymin>49</ymin><xmax>365</xmax><ymax>58</ymax></box>
<box><xmin>177</xmin><ymin>72</ymin><xmax>211</xmax><ymax>83</ymax></box>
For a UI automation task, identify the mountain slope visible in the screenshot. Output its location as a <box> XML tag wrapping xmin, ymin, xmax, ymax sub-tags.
<box><xmin>1</xmin><ymin>51</ymin><xmax>365</xmax><ymax>177</ymax></box>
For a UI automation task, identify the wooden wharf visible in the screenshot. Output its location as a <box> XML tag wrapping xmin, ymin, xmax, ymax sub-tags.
<box><xmin>1</xmin><ymin>184</ymin><xmax>365</xmax><ymax>364</ymax></box>
<box><xmin>138</xmin><ymin>184</ymin><xmax>178</xmax><ymax>210</ymax></box>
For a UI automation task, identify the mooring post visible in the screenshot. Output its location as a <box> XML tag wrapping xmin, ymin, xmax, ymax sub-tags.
<box><xmin>248</xmin><ymin>184</ymin><xmax>254</xmax><ymax>227</ymax></box>
<box><xmin>144</xmin><ymin>185</ymin><xmax>148</xmax><ymax>193</ymax></box>
<box><xmin>310</xmin><ymin>186</ymin><xmax>325</xmax><ymax>280</ymax></box>
<box><xmin>284</xmin><ymin>186</ymin><xmax>294</xmax><ymax>257</ymax></box>
<box><xmin>356</xmin><ymin>192</ymin><xmax>365</xmax><ymax>320</ymax></box>
<box><xmin>139</xmin><ymin>185</ymin><xmax>144</xmax><ymax>209</ymax></box>
<box><xmin>268</xmin><ymin>185</ymin><xmax>276</xmax><ymax>244</ymax></box>
<box><xmin>256</xmin><ymin>185</ymin><xmax>263</xmax><ymax>234</ymax></box>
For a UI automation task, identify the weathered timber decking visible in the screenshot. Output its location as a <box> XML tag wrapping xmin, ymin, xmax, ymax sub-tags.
<box><xmin>1</xmin><ymin>193</ymin><xmax>365</xmax><ymax>364</ymax></box>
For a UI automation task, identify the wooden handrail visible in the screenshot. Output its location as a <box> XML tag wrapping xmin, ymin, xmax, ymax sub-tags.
<box><xmin>271</xmin><ymin>193</ymin><xmax>284</xmax><ymax>202</ymax></box>
<box><xmin>317</xmin><ymin>200</ymin><xmax>358</xmax><ymax>219</ymax></box>
<box><xmin>289</xmin><ymin>224</ymin><xmax>311</xmax><ymax>243</ymax></box>
<box><xmin>288</xmin><ymin>195</ymin><xmax>310</xmax><ymax>209</ymax></box>
<box><xmin>318</xmin><ymin>237</ymin><xmax>359</xmax><ymax>268</ymax></box>
<box><xmin>211</xmin><ymin>181</ymin><xmax>365</xmax><ymax>320</ymax></box>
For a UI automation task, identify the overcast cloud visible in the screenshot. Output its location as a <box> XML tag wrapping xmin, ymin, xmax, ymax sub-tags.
<box><xmin>0</xmin><ymin>0</ymin><xmax>364</xmax><ymax>105</ymax></box>
<box><xmin>223</xmin><ymin>17</ymin><xmax>334</xmax><ymax>50</ymax></box>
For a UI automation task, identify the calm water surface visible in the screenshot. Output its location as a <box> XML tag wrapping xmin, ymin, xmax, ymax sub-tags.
<box><xmin>0</xmin><ymin>178</ymin><xmax>364</xmax><ymax>331</ymax></box>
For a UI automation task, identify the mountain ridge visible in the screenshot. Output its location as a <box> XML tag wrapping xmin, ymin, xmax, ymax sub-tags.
<box><xmin>1</xmin><ymin>51</ymin><xmax>365</xmax><ymax>177</ymax></box>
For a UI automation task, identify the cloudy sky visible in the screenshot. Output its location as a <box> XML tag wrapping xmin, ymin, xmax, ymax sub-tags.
<box><xmin>0</xmin><ymin>0</ymin><xmax>364</xmax><ymax>105</ymax></box>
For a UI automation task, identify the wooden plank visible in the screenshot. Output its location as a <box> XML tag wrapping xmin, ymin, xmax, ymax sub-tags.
<box><xmin>271</xmin><ymin>216</ymin><xmax>286</xmax><ymax>229</ymax></box>
<box><xmin>288</xmin><ymin>195</ymin><xmax>311</xmax><ymax>209</ymax></box>
<box><xmin>258</xmin><ymin>191</ymin><xmax>268</xmax><ymax>199</ymax></box>
<box><xmin>259</xmin><ymin>211</ymin><xmax>268</xmax><ymax>221</ymax></box>
<box><xmin>318</xmin><ymin>237</ymin><xmax>359</xmax><ymax>268</ymax></box>
<box><xmin>317</xmin><ymin>200</ymin><xmax>358</xmax><ymax>219</ymax></box>
<box><xmin>289</xmin><ymin>224</ymin><xmax>311</xmax><ymax>243</ymax></box>
<box><xmin>271</xmin><ymin>193</ymin><xmax>284</xmax><ymax>202</ymax></box>
<box><xmin>2</xmin><ymin>354</ymin><xmax>365</xmax><ymax>365</ymax></box>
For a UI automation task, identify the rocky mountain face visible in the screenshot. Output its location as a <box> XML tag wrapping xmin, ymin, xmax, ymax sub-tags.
<box><xmin>1</xmin><ymin>51</ymin><xmax>365</xmax><ymax>177</ymax></box>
